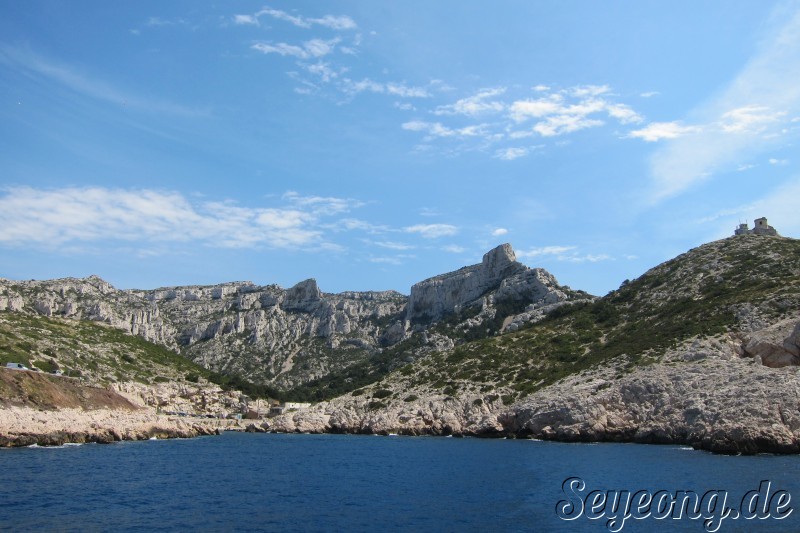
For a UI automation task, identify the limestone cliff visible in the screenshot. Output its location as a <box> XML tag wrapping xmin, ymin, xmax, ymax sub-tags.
<box><xmin>0</xmin><ymin>244</ymin><xmax>577</xmax><ymax>392</ymax></box>
<box><xmin>406</xmin><ymin>243</ymin><xmax>568</xmax><ymax>324</ymax></box>
<box><xmin>266</xmin><ymin>235</ymin><xmax>800</xmax><ymax>454</ymax></box>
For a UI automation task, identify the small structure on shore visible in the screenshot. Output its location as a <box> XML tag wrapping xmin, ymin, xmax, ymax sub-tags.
<box><xmin>734</xmin><ymin>217</ymin><xmax>779</xmax><ymax>236</ymax></box>
<box><xmin>269</xmin><ymin>402</ymin><xmax>311</xmax><ymax>416</ymax></box>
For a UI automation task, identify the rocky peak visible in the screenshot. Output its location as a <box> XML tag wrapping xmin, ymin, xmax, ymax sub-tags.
<box><xmin>282</xmin><ymin>278</ymin><xmax>323</xmax><ymax>311</ymax></box>
<box><xmin>405</xmin><ymin>243</ymin><xmax>556</xmax><ymax>323</ymax></box>
<box><xmin>481</xmin><ymin>243</ymin><xmax>518</xmax><ymax>277</ymax></box>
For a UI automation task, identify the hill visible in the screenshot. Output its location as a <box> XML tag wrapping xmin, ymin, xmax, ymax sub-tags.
<box><xmin>267</xmin><ymin>235</ymin><xmax>800</xmax><ymax>454</ymax></box>
<box><xmin>2</xmin><ymin>234</ymin><xmax>799</xmax><ymax>453</ymax></box>
<box><xmin>0</xmin><ymin>244</ymin><xmax>586</xmax><ymax>399</ymax></box>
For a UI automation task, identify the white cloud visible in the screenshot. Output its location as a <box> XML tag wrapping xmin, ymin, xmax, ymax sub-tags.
<box><xmin>508</xmin><ymin>86</ymin><xmax>642</xmax><ymax>137</ymax></box>
<box><xmin>768</xmin><ymin>158</ymin><xmax>789</xmax><ymax>165</ymax></box>
<box><xmin>566</xmin><ymin>254</ymin><xmax>611</xmax><ymax>263</ymax></box>
<box><xmin>491</xmin><ymin>228</ymin><xmax>509</xmax><ymax>236</ymax></box>
<box><xmin>434</xmin><ymin>87</ymin><xmax>506</xmax><ymax>116</ymax></box>
<box><xmin>403</xmin><ymin>223</ymin><xmax>458</xmax><ymax>238</ymax></box>
<box><xmin>516</xmin><ymin>245</ymin><xmax>610</xmax><ymax>263</ymax></box>
<box><xmin>340</xmin><ymin>78</ymin><xmax>429</xmax><ymax>98</ymax></box>
<box><xmin>720</xmin><ymin>105</ymin><xmax>786</xmax><ymax>134</ymax></box>
<box><xmin>516</xmin><ymin>245</ymin><xmax>576</xmax><ymax>258</ymax></box>
<box><xmin>372</xmin><ymin>240</ymin><xmax>415</xmax><ymax>250</ymax></box>
<box><xmin>252</xmin><ymin>38</ymin><xmax>339</xmax><ymax>59</ymax></box>
<box><xmin>628</xmin><ymin>121</ymin><xmax>701</xmax><ymax>142</ymax></box>
<box><xmin>640</xmin><ymin>91</ymin><xmax>660</xmax><ymax>98</ymax></box>
<box><xmin>386</xmin><ymin>82</ymin><xmax>430</xmax><ymax>98</ymax></box>
<box><xmin>533</xmin><ymin>115</ymin><xmax>605</xmax><ymax>137</ymax></box>
<box><xmin>368</xmin><ymin>256</ymin><xmax>404</xmax><ymax>265</ymax></box>
<box><xmin>494</xmin><ymin>147</ymin><xmax>528</xmax><ymax>160</ymax></box>
<box><xmin>402</xmin><ymin>120</ymin><xmax>485</xmax><ymax>139</ymax></box>
<box><xmin>233</xmin><ymin>14</ymin><xmax>259</xmax><ymax>26</ymax></box>
<box><xmin>251</xmin><ymin>7</ymin><xmax>357</xmax><ymax>30</ymax></box>
<box><xmin>0</xmin><ymin>187</ymin><xmax>368</xmax><ymax>250</ymax></box>
<box><xmin>333</xmin><ymin>218</ymin><xmax>389</xmax><ymax>234</ymax></box>
<box><xmin>646</xmin><ymin>6</ymin><xmax>800</xmax><ymax>202</ymax></box>
<box><xmin>568</xmin><ymin>84</ymin><xmax>611</xmax><ymax>97</ymax></box>
<box><xmin>510</xmin><ymin>95</ymin><xmax>565</xmax><ymax>121</ymax></box>
<box><xmin>282</xmin><ymin>191</ymin><xmax>364</xmax><ymax>215</ymax></box>
<box><xmin>442</xmin><ymin>244</ymin><xmax>466</xmax><ymax>253</ymax></box>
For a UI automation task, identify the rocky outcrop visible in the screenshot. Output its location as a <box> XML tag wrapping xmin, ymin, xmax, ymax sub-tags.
<box><xmin>406</xmin><ymin>244</ymin><xmax>569</xmax><ymax>324</ymax></box>
<box><xmin>740</xmin><ymin>318</ymin><xmax>800</xmax><ymax>367</ymax></box>
<box><xmin>505</xmin><ymin>336</ymin><xmax>800</xmax><ymax>454</ymax></box>
<box><xmin>265</xmin><ymin>334</ymin><xmax>800</xmax><ymax>454</ymax></box>
<box><xmin>0</xmin><ymin>406</ymin><xmax>233</xmax><ymax>447</ymax></box>
<box><xmin>0</xmin><ymin>244</ymin><xmax>576</xmax><ymax>389</ymax></box>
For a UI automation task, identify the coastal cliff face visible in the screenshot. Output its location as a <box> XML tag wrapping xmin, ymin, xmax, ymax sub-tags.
<box><xmin>2</xmin><ymin>235</ymin><xmax>800</xmax><ymax>454</ymax></box>
<box><xmin>0</xmin><ymin>244</ymin><xmax>578</xmax><ymax>391</ymax></box>
<box><xmin>266</xmin><ymin>235</ymin><xmax>800</xmax><ymax>454</ymax></box>
<box><xmin>267</xmin><ymin>331</ymin><xmax>800</xmax><ymax>454</ymax></box>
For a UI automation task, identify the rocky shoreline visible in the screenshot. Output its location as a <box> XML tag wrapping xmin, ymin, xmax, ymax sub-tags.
<box><xmin>0</xmin><ymin>405</ymin><xmax>243</xmax><ymax>448</ymax></box>
<box><xmin>263</xmin><ymin>334</ymin><xmax>800</xmax><ymax>455</ymax></box>
<box><xmin>6</xmin><ymin>334</ymin><xmax>800</xmax><ymax>454</ymax></box>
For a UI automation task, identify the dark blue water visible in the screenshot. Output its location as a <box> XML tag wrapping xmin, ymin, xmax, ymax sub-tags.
<box><xmin>1</xmin><ymin>432</ymin><xmax>799</xmax><ymax>532</ymax></box>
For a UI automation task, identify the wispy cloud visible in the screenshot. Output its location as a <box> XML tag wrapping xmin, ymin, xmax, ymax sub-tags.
<box><xmin>491</xmin><ymin>228</ymin><xmax>509</xmax><ymax>236</ymax></box>
<box><xmin>0</xmin><ymin>45</ymin><xmax>203</xmax><ymax>117</ymax></box>
<box><xmin>371</xmin><ymin>240</ymin><xmax>415</xmax><ymax>250</ymax></box>
<box><xmin>402</xmin><ymin>120</ymin><xmax>485</xmax><ymax>139</ymax></box>
<box><xmin>403</xmin><ymin>223</ymin><xmax>459</xmax><ymax>238</ymax></box>
<box><xmin>252</xmin><ymin>38</ymin><xmax>340</xmax><ymax>59</ymax></box>
<box><xmin>0</xmin><ymin>187</ymin><xmax>365</xmax><ymax>250</ymax></box>
<box><xmin>238</xmin><ymin>8</ymin><xmax>436</xmax><ymax>102</ymax></box>
<box><xmin>434</xmin><ymin>87</ymin><xmax>506</xmax><ymax>116</ymax></box>
<box><xmin>516</xmin><ymin>245</ymin><xmax>611</xmax><ymax>263</ymax></box>
<box><xmin>233</xmin><ymin>14</ymin><xmax>259</xmax><ymax>26</ymax></box>
<box><xmin>719</xmin><ymin>105</ymin><xmax>786</xmax><ymax>134</ymax></box>
<box><xmin>341</xmin><ymin>79</ymin><xmax>430</xmax><ymax>98</ymax></box>
<box><xmin>628</xmin><ymin>121</ymin><xmax>701</xmax><ymax>142</ymax></box>
<box><xmin>237</xmin><ymin>7</ymin><xmax>357</xmax><ymax>30</ymax></box>
<box><xmin>509</xmin><ymin>86</ymin><xmax>643</xmax><ymax>136</ymax></box>
<box><xmin>442</xmin><ymin>244</ymin><xmax>466</xmax><ymax>253</ymax></box>
<box><xmin>494</xmin><ymin>147</ymin><xmax>528</xmax><ymax>160</ymax></box>
<box><xmin>403</xmin><ymin>84</ymin><xmax>644</xmax><ymax>158</ymax></box>
<box><xmin>643</xmin><ymin>6</ymin><xmax>800</xmax><ymax>202</ymax></box>
<box><xmin>516</xmin><ymin>245</ymin><xmax>576</xmax><ymax>258</ymax></box>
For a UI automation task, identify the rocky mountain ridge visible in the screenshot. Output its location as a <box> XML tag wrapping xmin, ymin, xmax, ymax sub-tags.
<box><xmin>265</xmin><ymin>234</ymin><xmax>800</xmax><ymax>454</ymax></box>
<box><xmin>0</xmin><ymin>244</ymin><xmax>580</xmax><ymax>393</ymax></box>
<box><xmin>2</xmin><ymin>234</ymin><xmax>800</xmax><ymax>453</ymax></box>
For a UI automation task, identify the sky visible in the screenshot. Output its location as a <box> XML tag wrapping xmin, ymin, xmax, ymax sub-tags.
<box><xmin>1</xmin><ymin>1</ymin><xmax>799</xmax><ymax>296</ymax></box>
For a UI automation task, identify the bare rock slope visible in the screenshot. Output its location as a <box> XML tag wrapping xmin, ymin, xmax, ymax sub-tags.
<box><xmin>0</xmin><ymin>244</ymin><xmax>577</xmax><ymax>392</ymax></box>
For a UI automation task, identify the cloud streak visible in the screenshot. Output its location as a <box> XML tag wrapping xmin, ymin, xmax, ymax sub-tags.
<box><xmin>236</xmin><ymin>7</ymin><xmax>357</xmax><ymax>30</ymax></box>
<box><xmin>402</xmin><ymin>84</ymin><xmax>644</xmax><ymax>158</ymax></box>
<box><xmin>0</xmin><ymin>187</ymin><xmax>366</xmax><ymax>250</ymax></box>
<box><xmin>0</xmin><ymin>45</ymin><xmax>204</xmax><ymax>117</ymax></box>
<box><xmin>643</xmin><ymin>5</ymin><xmax>800</xmax><ymax>201</ymax></box>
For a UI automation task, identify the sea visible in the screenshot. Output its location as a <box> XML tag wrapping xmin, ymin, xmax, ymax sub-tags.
<box><xmin>1</xmin><ymin>432</ymin><xmax>799</xmax><ymax>532</ymax></box>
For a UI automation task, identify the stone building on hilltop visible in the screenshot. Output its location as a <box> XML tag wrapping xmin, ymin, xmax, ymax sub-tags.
<box><xmin>734</xmin><ymin>217</ymin><xmax>779</xmax><ymax>236</ymax></box>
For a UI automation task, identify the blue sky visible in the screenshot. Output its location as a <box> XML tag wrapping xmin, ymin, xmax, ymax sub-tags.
<box><xmin>1</xmin><ymin>1</ymin><xmax>799</xmax><ymax>296</ymax></box>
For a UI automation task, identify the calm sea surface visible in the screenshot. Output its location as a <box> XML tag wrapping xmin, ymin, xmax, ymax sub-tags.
<box><xmin>1</xmin><ymin>432</ymin><xmax>799</xmax><ymax>532</ymax></box>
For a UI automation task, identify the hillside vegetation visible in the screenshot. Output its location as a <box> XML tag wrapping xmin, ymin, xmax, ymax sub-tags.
<box><xmin>370</xmin><ymin>235</ymin><xmax>800</xmax><ymax>402</ymax></box>
<box><xmin>1</xmin><ymin>235</ymin><xmax>797</xmax><ymax>407</ymax></box>
<box><xmin>0</xmin><ymin>313</ymin><xmax>279</xmax><ymax>400</ymax></box>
